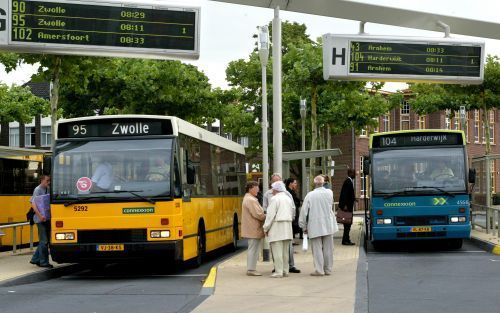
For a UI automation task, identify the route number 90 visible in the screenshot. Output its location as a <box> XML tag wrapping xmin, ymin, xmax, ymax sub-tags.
<box><xmin>72</xmin><ymin>125</ymin><xmax>87</xmax><ymax>136</ymax></box>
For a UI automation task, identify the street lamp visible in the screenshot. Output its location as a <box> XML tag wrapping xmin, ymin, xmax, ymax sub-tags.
<box><xmin>258</xmin><ymin>25</ymin><xmax>270</xmax><ymax>262</ymax></box>
<box><xmin>300</xmin><ymin>99</ymin><xmax>307</xmax><ymax>198</ymax></box>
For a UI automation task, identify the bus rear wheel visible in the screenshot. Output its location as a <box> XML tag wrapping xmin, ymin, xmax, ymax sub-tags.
<box><xmin>232</xmin><ymin>216</ymin><xmax>239</xmax><ymax>251</ymax></box>
<box><xmin>195</xmin><ymin>225</ymin><xmax>206</xmax><ymax>267</ymax></box>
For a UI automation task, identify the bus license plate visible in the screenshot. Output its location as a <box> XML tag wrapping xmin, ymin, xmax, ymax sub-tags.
<box><xmin>411</xmin><ymin>227</ymin><xmax>432</xmax><ymax>232</ymax></box>
<box><xmin>97</xmin><ymin>244</ymin><xmax>124</xmax><ymax>251</ymax></box>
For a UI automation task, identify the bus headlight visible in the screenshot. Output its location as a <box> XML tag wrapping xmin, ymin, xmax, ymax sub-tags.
<box><xmin>377</xmin><ymin>218</ymin><xmax>392</xmax><ymax>225</ymax></box>
<box><xmin>450</xmin><ymin>216</ymin><xmax>466</xmax><ymax>223</ymax></box>
<box><xmin>150</xmin><ymin>230</ymin><xmax>170</xmax><ymax>238</ymax></box>
<box><xmin>55</xmin><ymin>232</ymin><xmax>75</xmax><ymax>240</ymax></box>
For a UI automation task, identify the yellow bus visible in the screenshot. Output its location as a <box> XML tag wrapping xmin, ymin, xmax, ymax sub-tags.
<box><xmin>49</xmin><ymin>115</ymin><xmax>246</xmax><ymax>265</ymax></box>
<box><xmin>0</xmin><ymin>146</ymin><xmax>47</xmax><ymax>249</ymax></box>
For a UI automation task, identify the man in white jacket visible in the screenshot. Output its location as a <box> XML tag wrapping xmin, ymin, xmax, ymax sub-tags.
<box><xmin>263</xmin><ymin>181</ymin><xmax>295</xmax><ymax>278</ymax></box>
<box><xmin>299</xmin><ymin>175</ymin><xmax>339</xmax><ymax>276</ymax></box>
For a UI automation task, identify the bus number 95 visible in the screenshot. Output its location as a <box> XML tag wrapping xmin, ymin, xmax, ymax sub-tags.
<box><xmin>72</xmin><ymin>125</ymin><xmax>87</xmax><ymax>136</ymax></box>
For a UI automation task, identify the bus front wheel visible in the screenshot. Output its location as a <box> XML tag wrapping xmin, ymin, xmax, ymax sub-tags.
<box><xmin>448</xmin><ymin>238</ymin><xmax>463</xmax><ymax>249</ymax></box>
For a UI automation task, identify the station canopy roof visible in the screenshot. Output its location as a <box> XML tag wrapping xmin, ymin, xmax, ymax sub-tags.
<box><xmin>0</xmin><ymin>146</ymin><xmax>48</xmax><ymax>161</ymax></box>
<box><xmin>210</xmin><ymin>0</ymin><xmax>500</xmax><ymax>40</ymax></box>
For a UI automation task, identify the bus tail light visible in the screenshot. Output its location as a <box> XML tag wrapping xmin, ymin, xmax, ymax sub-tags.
<box><xmin>376</xmin><ymin>210</ymin><xmax>383</xmax><ymax>216</ymax></box>
<box><xmin>179</xmin><ymin>230</ymin><xmax>182</xmax><ymax>237</ymax></box>
<box><xmin>55</xmin><ymin>221</ymin><xmax>63</xmax><ymax>228</ymax></box>
<box><xmin>459</xmin><ymin>208</ymin><xmax>466</xmax><ymax>213</ymax></box>
<box><xmin>161</xmin><ymin>218</ymin><xmax>169</xmax><ymax>225</ymax></box>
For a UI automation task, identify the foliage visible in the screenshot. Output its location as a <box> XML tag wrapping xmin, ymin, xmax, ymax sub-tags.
<box><xmin>0</xmin><ymin>83</ymin><xmax>49</xmax><ymax>123</ymax></box>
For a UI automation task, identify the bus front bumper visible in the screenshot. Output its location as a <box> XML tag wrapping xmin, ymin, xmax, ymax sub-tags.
<box><xmin>371</xmin><ymin>224</ymin><xmax>471</xmax><ymax>241</ymax></box>
<box><xmin>50</xmin><ymin>240</ymin><xmax>183</xmax><ymax>263</ymax></box>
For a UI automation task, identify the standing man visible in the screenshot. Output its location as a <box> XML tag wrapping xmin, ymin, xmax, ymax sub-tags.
<box><xmin>263</xmin><ymin>173</ymin><xmax>300</xmax><ymax>273</ymax></box>
<box><xmin>339</xmin><ymin>169</ymin><xmax>356</xmax><ymax>246</ymax></box>
<box><xmin>29</xmin><ymin>175</ymin><xmax>53</xmax><ymax>268</ymax></box>
<box><xmin>299</xmin><ymin>175</ymin><xmax>338</xmax><ymax>276</ymax></box>
<box><xmin>241</xmin><ymin>181</ymin><xmax>266</xmax><ymax>276</ymax></box>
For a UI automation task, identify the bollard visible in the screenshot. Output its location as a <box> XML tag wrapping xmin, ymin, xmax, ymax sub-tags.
<box><xmin>30</xmin><ymin>224</ymin><xmax>34</xmax><ymax>250</ymax></box>
<box><xmin>13</xmin><ymin>226</ymin><xmax>17</xmax><ymax>254</ymax></box>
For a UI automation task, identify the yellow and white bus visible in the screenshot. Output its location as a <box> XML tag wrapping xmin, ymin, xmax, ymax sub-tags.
<box><xmin>0</xmin><ymin>146</ymin><xmax>47</xmax><ymax>249</ymax></box>
<box><xmin>49</xmin><ymin>115</ymin><xmax>246</xmax><ymax>265</ymax></box>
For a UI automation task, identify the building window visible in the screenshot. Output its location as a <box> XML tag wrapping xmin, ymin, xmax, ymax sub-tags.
<box><xmin>383</xmin><ymin>113</ymin><xmax>390</xmax><ymax>132</ymax></box>
<box><xmin>372</xmin><ymin>117</ymin><xmax>379</xmax><ymax>133</ymax></box>
<box><xmin>360</xmin><ymin>128</ymin><xmax>367</xmax><ymax>137</ymax></box>
<box><xmin>474</xmin><ymin>110</ymin><xmax>480</xmax><ymax>143</ymax></box>
<box><xmin>418</xmin><ymin>115</ymin><xmax>426</xmax><ymax>129</ymax></box>
<box><xmin>41</xmin><ymin>126</ymin><xmax>52</xmax><ymax>147</ymax></box>
<box><xmin>489</xmin><ymin>110</ymin><xmax>495</xmax><ymax>144</ymax></box>
<box><xmin>453</xmin><ymin>111</ymin><xmax>461</xmax><ymax>130</ymax></box>
<box><xmin>401</xmin><ymin>101</ymin><xmax>410</xmax><ymax>115</ymax></box>
<box><xmin>491</xmin><ymin>162</ymin><xmax>496</xmax><ymax>195</ymax></box>
<box><xmin>238</xmin><ymin>136</ymin><xmax>249</xmax><ymax>148</ymax></box>
<box><xmin>360</xmin><ymin>156</ymin><xmax>365</xmax><ymax>198</ymax></box>
<box><xmin>9</xmin><ymin>127</ymin><xmax>20</xmax><ymax>147</ymax></box>
<box><xmin>25</xmin><ymin>126</ymin><xmax>36</xmax><ymax>147</ymax></box>
<box><xmin>465</xmin><ymin>112</ymin><xmax>470</xmax><ymax>142</ymax></box>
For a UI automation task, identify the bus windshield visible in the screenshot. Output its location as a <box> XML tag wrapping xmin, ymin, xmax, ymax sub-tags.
<box><xmin>372</xmin><ymin>147</ymin><xmax>466</xmax><ymax>195</ymax></box>
<box><xmin>52</xmin><ymin>139</ymin><xmax>173</xmax><ymax>201</ymax></box>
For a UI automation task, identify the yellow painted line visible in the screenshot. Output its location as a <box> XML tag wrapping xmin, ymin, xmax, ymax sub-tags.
<box><xmin>202</xmin><ymin>266</ymin><xmax>217</xmax><ymax>289</ymax></box>
<box><xmin>492</xmin><ymin>245</ymin><xmax>500</xmax><ymax>255</ymax></box>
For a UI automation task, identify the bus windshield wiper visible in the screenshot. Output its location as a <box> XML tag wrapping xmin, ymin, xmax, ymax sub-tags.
<box><xmin>93</xmin><ymin>190</ymin><xmax>156</xmax><ymax>204</ymax></box>
<box><xmin>408</xmin><ymin>186</ymin><xmax>456</xmax><ymax>198</ymax></box>
<box><xmin>383</xmin><ymin>190</ymin><xmax>413</xmax><ymax>199</ymax></box>
<box><xmin>63</xmin><ymin>196</ymin><xmax>109</xmax><ymax>207</ymax></box>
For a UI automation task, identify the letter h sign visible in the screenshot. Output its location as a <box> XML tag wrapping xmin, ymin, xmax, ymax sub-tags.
<box><xmin>332</xmin><ymin>48</ymin><xmax>346</xmax><ymax>65</ymax></box>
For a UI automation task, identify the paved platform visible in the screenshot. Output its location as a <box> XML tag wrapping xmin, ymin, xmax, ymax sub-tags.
<box><xmin>193</xmin><ymin>218</ymin><xmax>364</xmax><ymax>313</ymax></box>
<box><xmin>0</xmin><ymin>248</ymin><xmax>66</xmax><ymax>286</ymax></box>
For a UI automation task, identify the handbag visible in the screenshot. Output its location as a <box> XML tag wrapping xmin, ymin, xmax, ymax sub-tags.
<box><xmin>302</xmin><ymin>233</ymin><xmax>309</xmax><ymax>252</ymax></box>
<box><xmin>336</xmin><ymin>209</ymin><xmax>353</xmax><ymax>224</ymax></box>
<box><xmin>26</xmin><ymin>207</ymin><xmax>35</xmax><ymax>225</ymax></box>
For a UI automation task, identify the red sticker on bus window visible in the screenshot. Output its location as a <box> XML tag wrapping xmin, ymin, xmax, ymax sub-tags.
<box><xmin>76</xmin><ymin>177</ymin><xmax>92</xmax><ymax>192</ymax></box>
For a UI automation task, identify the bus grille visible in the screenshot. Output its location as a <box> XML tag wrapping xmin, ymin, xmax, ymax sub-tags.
<box><xmin>397</xmin><ymin>231</ymin><xmax>447</xmax><ymax>238</ymax></box>
<box><xmin>394</xmin><ymin>216</ymin><xmax>448</xmax><ymax>226</ymax></box>
<box><xmin>78</xmin><ymin>229</ymin><xmax>147</xmax><ymax>243</ymax></box>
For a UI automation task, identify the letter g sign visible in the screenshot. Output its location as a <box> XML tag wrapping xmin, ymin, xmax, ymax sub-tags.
<box><xmin>0</xmin><ymin>8</ymin><xmax>6</xmax><ymax>31</ymax></box>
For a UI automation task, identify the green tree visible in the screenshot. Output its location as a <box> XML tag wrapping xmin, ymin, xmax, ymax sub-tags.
<box><xmin>410</xmin><ymin>55</ymin><xmax>500</xmax><ymax>154</ymax></box>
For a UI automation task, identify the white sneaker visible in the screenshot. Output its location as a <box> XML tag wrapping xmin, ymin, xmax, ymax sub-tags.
<box><xmin>247</xmin><ymin>271</ymin><xmax>262</xmax><ymax>276</ymax></box>
<box><xmin>270</xmin><ymin>273</ymin><xmax>283</xmax><ymax>278</ymax></box>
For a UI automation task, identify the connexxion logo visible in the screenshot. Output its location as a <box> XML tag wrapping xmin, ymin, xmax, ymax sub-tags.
<box><xmin>0</xmin><ymin>8</ymin><xmax>6</xmax><ymax>32</ymax></box>
<box><xmin>123</xmin><ymin>207</ymin><xmax>155</xmax><ymax>214</ymax></box>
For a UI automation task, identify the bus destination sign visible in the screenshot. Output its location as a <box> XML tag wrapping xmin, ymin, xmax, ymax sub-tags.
<box><xmin>58</xmin><ymin>118</ymin><xmax>173</xmax><ymax>138</ymax></box>
<box><xmin>323</xmin><ymin>34</ymin><xmax>484</xmax><ymax>84</ymax></box>
<box><xmin>0</xmin><ymin>0</ymin><xmax>200</xmax><ymax>59</ymax></box>
<box><xmin>372</xmin><ymin>132</ymin><xmax>464</xmax><ymax>149</ymax></box>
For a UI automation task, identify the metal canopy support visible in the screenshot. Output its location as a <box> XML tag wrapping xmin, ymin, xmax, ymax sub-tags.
<box><xmin>209</xmin><ymin>0</ymin><xmax>500</xmax><ymax>40</ymax></box>
<box><xmin>436</xmin><ymin>21</ymin><xmax>451</xmax><ymax>38</ymax></box>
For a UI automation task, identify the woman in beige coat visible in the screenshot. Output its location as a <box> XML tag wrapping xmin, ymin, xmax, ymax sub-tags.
<box><xmin>241</xmin><ymin>181</ymin><xmax>266</xmax><ymax>276</ymax></box>
<box><xmin>263</xmin><ymin>181</ymin><xmax>294</xmax><ymax>278</ymax></box>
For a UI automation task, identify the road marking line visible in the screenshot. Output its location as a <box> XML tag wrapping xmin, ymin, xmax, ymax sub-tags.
<box><xmin>62</xmin><ymin>274</ymin><xmax>207</xmax><ymax>278</ymax></box>
<box><xmin>200</xmin><ymin>266</ymin><xmax>217</xmax><ymax>296</ymax></box>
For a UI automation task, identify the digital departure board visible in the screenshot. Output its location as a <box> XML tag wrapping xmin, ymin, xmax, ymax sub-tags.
<box><xmin>371</xmin><ymin>132</ymin><xmax>465</xmax><ymax>149</ymax></box>
<box><xmin>323</xmin><ymin>34</ymin><xmax>484</xmax><ymax>84</ymax></box>
<box><xmin>0</xmin><ymin>0</ymin><xmax>200</xmax><ymax>59</ymax></box>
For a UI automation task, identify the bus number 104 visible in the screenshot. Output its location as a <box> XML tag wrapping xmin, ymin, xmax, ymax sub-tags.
<box><xmin>381</xmin><ymin>137</ymin><xmax>397</xmax><ymax>146</ymax></box>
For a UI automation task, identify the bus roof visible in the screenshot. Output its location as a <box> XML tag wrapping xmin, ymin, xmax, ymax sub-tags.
<box><xmin>370</xmin><ymin>129</ymin><xmax>466</xmax><ymax>148</ymax></box>
<box><xmin>57</xmin><ymin>115</ymin><xmax>246</xmax><ymax>155</ymax></box>
<box><xmin>0</xmin><ymin>146</ymin><xmax>47</xmax><ymax>161</ymax></box>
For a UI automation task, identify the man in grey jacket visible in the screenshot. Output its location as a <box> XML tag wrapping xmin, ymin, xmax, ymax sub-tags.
<box><xmin>299</xmin><ymin>175</ymin><xmax>339</xmax><ymax>276</ymax></box>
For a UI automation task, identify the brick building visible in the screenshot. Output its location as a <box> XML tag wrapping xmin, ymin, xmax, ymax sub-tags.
<box><xmin>330</xmin><ymin>90</ymin><xmax>500</xmax><ymax>207</ymax></box>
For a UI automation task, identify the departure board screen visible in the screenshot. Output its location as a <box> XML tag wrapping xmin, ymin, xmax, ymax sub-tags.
<box><xmin>349</xmin><ymin>41</ymin><xmax>482</xmax><ymax>77</ymax></box>
<box><xmin>322</xmin><ymin>34</ymin><xmax>484</xmax><ymax>84</ymax></box>
<box><xmin>7</xmin><ymin>0</ymin><xmax>198</xmax><ymax>54</ymax></box>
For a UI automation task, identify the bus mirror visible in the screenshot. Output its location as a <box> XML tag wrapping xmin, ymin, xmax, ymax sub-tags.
<box><xmin>43</xmin><ymin>156</ymin><xmax>52</xmax><ymax>175</ymax></box>
<box><xmin>187</xmin><ymin>163</ymin><xmax>196</xmax><ymax>185</ymax></box>
<box><xmin>468</xmin><ymin>168</ymin><xmax>476</xmax><ymax>184</ymax></box>
<box><xmin>363</xmin><ymin>158</ymin><xmax>370</xmax><ymax>176</ymax></box>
